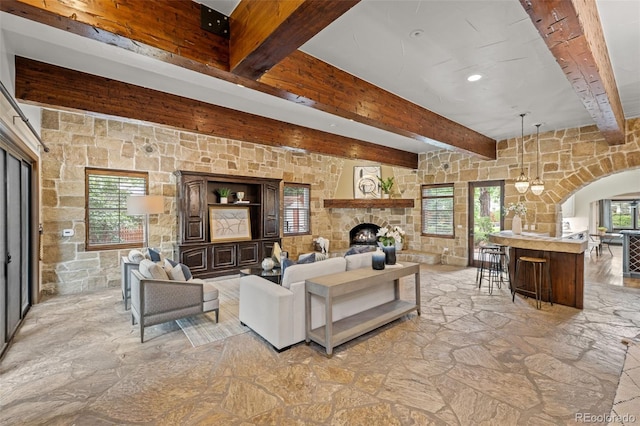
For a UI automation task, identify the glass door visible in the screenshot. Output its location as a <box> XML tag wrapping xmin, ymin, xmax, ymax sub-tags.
<box><xmin>468</xmin><ymin>181</ymin><xmax>504</xmax><ymax>267</ymax></box>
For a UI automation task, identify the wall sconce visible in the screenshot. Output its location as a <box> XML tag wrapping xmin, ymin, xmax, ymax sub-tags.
<box><xmin>514</xmin><ymin>113</ymin><xmax>530</xmax><ymax>193</ymax></box>
<box><xmin>530</xmin><ymin>123</ymin><xmax>545</xmax><ymax>195</ymax></box>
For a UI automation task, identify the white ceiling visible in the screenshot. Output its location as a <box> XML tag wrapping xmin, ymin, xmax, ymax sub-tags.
<box><xmin>1</xmin><ymin>0</ymin><xmax>639</xmax><ymax>154</ymax></box>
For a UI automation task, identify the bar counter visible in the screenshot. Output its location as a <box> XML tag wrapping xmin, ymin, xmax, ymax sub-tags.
<box><xmin>488</xmin><ymin>231</ymin><xmax>588</xmax><ymax>309</ymax></box>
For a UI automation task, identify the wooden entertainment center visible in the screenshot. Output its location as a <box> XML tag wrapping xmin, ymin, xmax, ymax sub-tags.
<box><xmin>175</xmin><ymin>171</ymin><xmax>281</xmax><ymax>278</ymax></box>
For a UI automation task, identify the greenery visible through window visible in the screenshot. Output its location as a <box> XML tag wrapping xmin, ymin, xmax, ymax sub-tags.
<box><xmin>283</xmin><ymin>183</ymin><xmax>310</xmax><ymax>235</ymax></box>
<box><xmin>421</xmin><ymin>184</ymin><xmax>454</xmax><ymax>237</ymax></box>
<box><xmin>85</xmin><ymin>168</ymin><xmax>148</xmax><ymax>250</ymax></box>
<box><xmin>611</xmin><ymin>200</ymin><xmax>639</xmax><ymax>230</ymax></box>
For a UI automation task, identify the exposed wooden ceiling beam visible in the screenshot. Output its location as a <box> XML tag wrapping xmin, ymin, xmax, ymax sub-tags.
<box><xmin>229</xmin><ymin>0</ymin><xmax>360</xmax><ymax>79</ymax></box>
<box><xmin>14</xmin><ymin>57</ymin><xmax>418</xmax><ymax>168</ymax></box>
<box><xmin>260</xmin><ymin>51</ymin><xmax>496</xmax><ymax>159</ymax></box>
<box><xmin>520</xmin><ymin>0</ymin><xmax>626</xmax><ymax>145</ymax></box>
<box><xmin>2</xmin><ymin>0</ymin><xmax>497</xmax><ymax>159</ymax></box>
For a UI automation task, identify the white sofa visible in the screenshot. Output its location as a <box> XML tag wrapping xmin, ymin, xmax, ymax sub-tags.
<box><xmin>239</xmin><ymin>252</ymin><xmax>396</xmax><ymax>351</ymax></box>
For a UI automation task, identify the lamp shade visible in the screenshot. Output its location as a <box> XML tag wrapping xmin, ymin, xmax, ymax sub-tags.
<box><xmin>530</xmin><ymin>178</ymin><xmax>545</xmax><ymax>195</ymax></box>
<box><xmin>514</xmin><ymin>174</ymin><xmax>530</xmax><ymax>193</ymax></box>
<box><xmin>127</xmin><ymin>195</ymin><xmax>164</xmax><ymax>215</ymax></box>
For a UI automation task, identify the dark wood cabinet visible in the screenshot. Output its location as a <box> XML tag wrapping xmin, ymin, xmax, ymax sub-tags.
<box><xmin>175</xmin><ymin>171</ymin><xmax>281</xmax><ymax>278</ymax></box>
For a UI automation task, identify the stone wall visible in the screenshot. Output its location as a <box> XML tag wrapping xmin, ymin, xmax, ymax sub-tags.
<box><xmin>39</xmin><ymin>109</ymin><xmax>415</xmax><ymax>294</ymax></box>
<box><xmin>417</xmin><ymin>119</ymin><xmax>640</xmax><ymax>265</ymax></box>
<box><xmin>40</xmin><ymin>109</ymin><xmax>639</xmax><ymax>293</ymax></box>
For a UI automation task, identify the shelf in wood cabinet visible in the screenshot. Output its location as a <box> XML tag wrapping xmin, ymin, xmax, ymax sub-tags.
<box><xmin>323</xmin><ymin>199</ymin><xmax>414</xmax><ymax>209</ymax></box>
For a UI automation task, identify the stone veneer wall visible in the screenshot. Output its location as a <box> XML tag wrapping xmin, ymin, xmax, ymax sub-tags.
<box><xmin>418</xmin><ymin>119</ymin><xmax>640</xmax><ymax>265</ymax></box>
<box><xmin>40</xmin><ymin>108</ymin><xmax>639</xmax><ymax>293</ymax></box>
<box><xmin>39</xmin><ymin>109</ymin><xmax>415</xmax><ymax>294</ymax></box>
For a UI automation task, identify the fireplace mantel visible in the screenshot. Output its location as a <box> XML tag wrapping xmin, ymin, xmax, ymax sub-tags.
<box><xmin>324</xmin><ymin>199</ymin><xmax>415</xmax><ymax>209</ymax></box>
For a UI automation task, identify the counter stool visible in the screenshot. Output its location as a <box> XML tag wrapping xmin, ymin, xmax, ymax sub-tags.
<box><xmin>477</xmin><ymin>245</ymin><xmax>509</xmax><ymax>295</ymax></box>
<box><xmin>512</xmin><ymin>256</ymin><xmax>552</xmax><ymax>309</ymax></box>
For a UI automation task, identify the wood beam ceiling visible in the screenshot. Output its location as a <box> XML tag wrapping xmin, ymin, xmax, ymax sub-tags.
<box><xmin>1</xmin><ymin>0</ymin><xmax>497</xmax><ymax>160</ymax></box>
<box><xmin>520</xmin><ymin>0</ymin><xmax>626</xmax><ymax>145</ymax></box>
<box><xmin>14</xmin><ymin>57</ymin><xmax>418</xmax><ymax>168</ymax></box>
<box><xmin>229</xmin><ymin>0</ymin><xmax>360</xmax><ymax>79</ymax></box>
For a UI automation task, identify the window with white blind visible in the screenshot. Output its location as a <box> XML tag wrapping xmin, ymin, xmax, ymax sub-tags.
<box><xmin>283</xmin><ymin>183</ymin><xmax>311</xmax><ymax>236</ymax></box>
<box><xmin>85</xmin><ymin>168</ymin><xmax>149</xmax><ymax>250</ymax></box>
<box><xmin>421</xmin><ymin>184</ymin><xmax>454</xmax><ymax>237</ymax></box>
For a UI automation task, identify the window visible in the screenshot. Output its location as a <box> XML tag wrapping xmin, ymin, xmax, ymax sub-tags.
<box><xmin>283</xmin><ymin>183</ymin><xmax>310</xmax><ymax>235</ymax></box>
<box><xmin>85</xmin><ymin>168</ymin><xmax>149</xmax><ymax>250</ymax></box>
<box><xmin>610</xmin><ymin>200</ymin><xmax>639</xmax><ymax>230</ymax></box>
<box><xmin>421</xmin><ymin>184</ymin><xmax>454</xmax><ymax>237</ymax></box>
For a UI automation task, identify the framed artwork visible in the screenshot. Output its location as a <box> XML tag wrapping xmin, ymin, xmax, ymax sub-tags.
<box><xmin>354</xmin><ymin>166</ymin><xmax>381</xmax><ymax>199</ymax></box>
<box><xmin>209</xmin><ymin>206</ymin><xmax>252</xmax><ymax>242</ymax></box>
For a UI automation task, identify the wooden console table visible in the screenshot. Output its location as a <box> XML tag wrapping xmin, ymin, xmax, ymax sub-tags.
<box><xmin>305</xmin><ymin>262</ymin><xmax>420</xmax><ymax>356</ymax></box>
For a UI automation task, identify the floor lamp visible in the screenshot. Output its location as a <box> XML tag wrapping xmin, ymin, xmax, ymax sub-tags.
<box><xmin>127</xmin><ymin>195</ymin><xmax>164</xmax><ymax>249</ymax></box>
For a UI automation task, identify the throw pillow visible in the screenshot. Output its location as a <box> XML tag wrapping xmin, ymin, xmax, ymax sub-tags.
<box><xmin>297</xmin><ymin>253</ymin><xmax>316</xmax><ymax>264</ymax></box>
<box><xmin>163</xmin><ymin>258</ymin><xmax>193</xmax><ymax>280</ymax></box>
<box><xmin>180</xmin><ymin>263</ymin><xmax>193</xmax><ymax>280</ymax></box>
<box><xmin>344</xmin><ymin>245</ymin><xmax>375</xmax><ymax>256</ymax></box>
<box><xmin>139</xmin><ymin>259</ymin><xmax>169</xmax><ymax>280</ymax></box>
<box><xmin>281</xmin><ymin>257</ymin><xmax>296</xmax><ymax>274</ymax></box>
<box><xmin>166</xmin><ymin>263</ymin><xmax>187</xmax><ymax>281</ymax></box>
<box><xmin>127</xmin><ymin>249</ymin><xmax>145</xmax><ymax>263</ymax></box>
<box><xmin>147</xmin><ymin>247</ymin><xmax>162</xmax><ymax>262</ymax></box>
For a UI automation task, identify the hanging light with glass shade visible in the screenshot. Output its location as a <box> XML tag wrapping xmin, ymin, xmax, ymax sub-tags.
<box><xmin>530</xmin><ymin>123</ymin><xmax>545</xmax><ymax>195</ymax></box>
<box><xmin>514</xmin><ymin>113</ymin><xmax>530</xmax><ymax>193</ymax></box>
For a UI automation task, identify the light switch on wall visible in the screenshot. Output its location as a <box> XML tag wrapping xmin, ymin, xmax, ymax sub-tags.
<box><xmin>62</xmin><ymin>229</ymin><xmax>74</xmax><ymax>237</ymax></box>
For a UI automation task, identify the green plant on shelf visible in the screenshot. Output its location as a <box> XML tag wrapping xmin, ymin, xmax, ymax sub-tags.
<box><xmin>216</xmin><ymin>188</ymin><xmax>231</xmax><ymax>197</ymax></box>
<box><xmin>377</xmin><ymin>176</ymin><xmax>394</xmax><ymax>194</ymax></box>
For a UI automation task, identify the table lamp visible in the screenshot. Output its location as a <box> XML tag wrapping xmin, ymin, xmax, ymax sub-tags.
<box><xmin>127</xmin><ymin>195</ymin><xmax>164</xmax><ymax>248</ymax></box>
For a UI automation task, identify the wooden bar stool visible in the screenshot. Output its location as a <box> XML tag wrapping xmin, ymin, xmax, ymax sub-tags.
<box><xmin>512</xmin><ymin>256</ymin><xmax>552</xmax><ymax>309</ymax></box>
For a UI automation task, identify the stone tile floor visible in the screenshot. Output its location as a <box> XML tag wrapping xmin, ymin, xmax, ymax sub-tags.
<box><xmin>1</xmin><ymin>263</ymin><xmax>640</xmax><ymax>425</ymax></box>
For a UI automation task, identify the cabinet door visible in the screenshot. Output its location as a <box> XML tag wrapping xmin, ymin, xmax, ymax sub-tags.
<box><xmin>263</xmin><ymin>183</ymin><xmax>280</xmax><ymax>238</ymax></box>
<box><xmin>179</xmin><ymin>245</ymin><xmax>209</xmax><ymax>274</ymax></box>
<box><xmin>212</xmin><ymin>244</ymin><xmax>236</xmax><ymax>269</ymax></box>
<box><xmin>238</xmin><ymin>242</ymin><xmax>259</xmax><ymax>266</ymax></box>
<box><xmin>181</xmin><ymin>177</ymin><xmax>206</xmax><ymax>243</ymax></box>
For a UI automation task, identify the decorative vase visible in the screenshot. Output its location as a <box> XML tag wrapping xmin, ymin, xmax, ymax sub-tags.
<box><xmin>382</xmin><ymin>193</ymin><xmax>390</xmax><ymax>199</ymax></box>
<box><xmin>220</xmin><ymin>197</ymin><xmax>228</xmax><ymax>204</ymax></box>
<box><xmin>382</xmin><ymin>245</ymin><xmax>396</xmax><ymax>265</ymax></box>
<box><xmin>372</xmin><ymin>248</ymin><xmax>386</xmax><ymax>270</ymax></box>
<box><xmin>395</xmin><ymin>240</ymin><xmax>403</xmax><ymax>252</ymax></box>
<box><xmin>512</xmin><ymin>214</ymin><xmax>522</xmax><ymax>235</ymax></box>
<box><xmin>261</xmin><ymin>258</ymin><xmax>274</xmax><ymax>270</ymax></box>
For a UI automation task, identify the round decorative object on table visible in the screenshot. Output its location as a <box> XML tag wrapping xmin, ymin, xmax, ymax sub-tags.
<box><xmin>512</xmin><ymin>215</ymin><xmax>522</xmax><ymax>235</ymax></box>
<box><xmin>261</xmin><ymin>258</ymin><xmax>275</xmax><ymax>270</ymax></box>
<box><xmin>382</xmin><ymin>245</ymin><xmax>396</xmax><ymax>265</ymax></box>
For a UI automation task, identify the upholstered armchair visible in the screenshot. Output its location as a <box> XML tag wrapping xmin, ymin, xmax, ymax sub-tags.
<box><xmin>130</xmin><ymin>259</ymin><xmax>219</xmax><ymax>342</ymax></box>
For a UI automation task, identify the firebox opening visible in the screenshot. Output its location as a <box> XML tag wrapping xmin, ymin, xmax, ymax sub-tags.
<box><xmin>350</xmin><ymin>223</ymin><xmax>380</xmax><ymax>246</ymax></box>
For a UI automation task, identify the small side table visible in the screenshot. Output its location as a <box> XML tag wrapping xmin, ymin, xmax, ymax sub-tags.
<box><xmin>239</xmin><ymin>267</ymin><xmax>282</xmax><ymax>285</ymax></box>
<box><xmin>121</xmin><ymin>257</ymin><xmax>140</xmax><ymax>310</ymax></box>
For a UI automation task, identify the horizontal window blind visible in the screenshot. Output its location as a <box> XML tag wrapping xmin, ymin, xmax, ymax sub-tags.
<box><xmin>283</xmin><ymin>183</ymin><xmax>310</xmax><ymax>235</ymax></box>
<box><xmin>421</xmin><ymin>184</ymin><xmax>454</xmax><ymax>237</ymax></box>
<box><xmin>86</xmin><ymin>168</ymin><xmax>148</xmax><ymax>250</ymax></box>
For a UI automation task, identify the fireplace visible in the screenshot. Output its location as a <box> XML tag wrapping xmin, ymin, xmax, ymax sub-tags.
<box><xmin>350</xmin><ymin>223</ymin><xmax>380</xmax><ymax>246</ymax></box>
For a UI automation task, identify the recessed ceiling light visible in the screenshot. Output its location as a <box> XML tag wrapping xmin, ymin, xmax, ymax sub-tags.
<box><xmin>409</xmin><ymin>29</ymin><xmax>424</xmax><ymax>38</ymax></box>
<box><xmin>467</xmin><ymin>74</ymin><xmax>482</xmax><ymax>82</ymax></box>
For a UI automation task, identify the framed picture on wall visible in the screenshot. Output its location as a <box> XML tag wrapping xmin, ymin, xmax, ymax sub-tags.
<box><xmin>354</xmin><ymin>166</ymin><xmax>381</xmax><ymax>199</ymax></box>
<box><xmin>209</xmin><ymin>206</ymin><xmax>252</xmax><ymax>242</ymax></box>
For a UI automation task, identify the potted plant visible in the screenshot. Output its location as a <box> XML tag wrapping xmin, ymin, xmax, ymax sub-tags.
<box><xmin>377</xmin><ymin>176</ymin><xmax>394</xmax><ymax>199</ymax></box>
<box><xmin>217</xmin><ymin>188</ymin><xmax>231</xmax><ymax>204</ymax></box>
<box><xmin>597</xmin><ymin>226</ymin><xmax>607</xmax><ymax>236</ymax></box>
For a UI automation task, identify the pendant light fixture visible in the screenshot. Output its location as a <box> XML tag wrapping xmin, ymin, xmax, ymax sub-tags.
<box><xmin>530</xmin><ymin>123</ymin><xmax>545</xmax><ymax>195</ymax></box>
<box><xmin>514</xmin><ymin>113</ymin><xmax>530</xmax><ymax>193</ymax></box>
